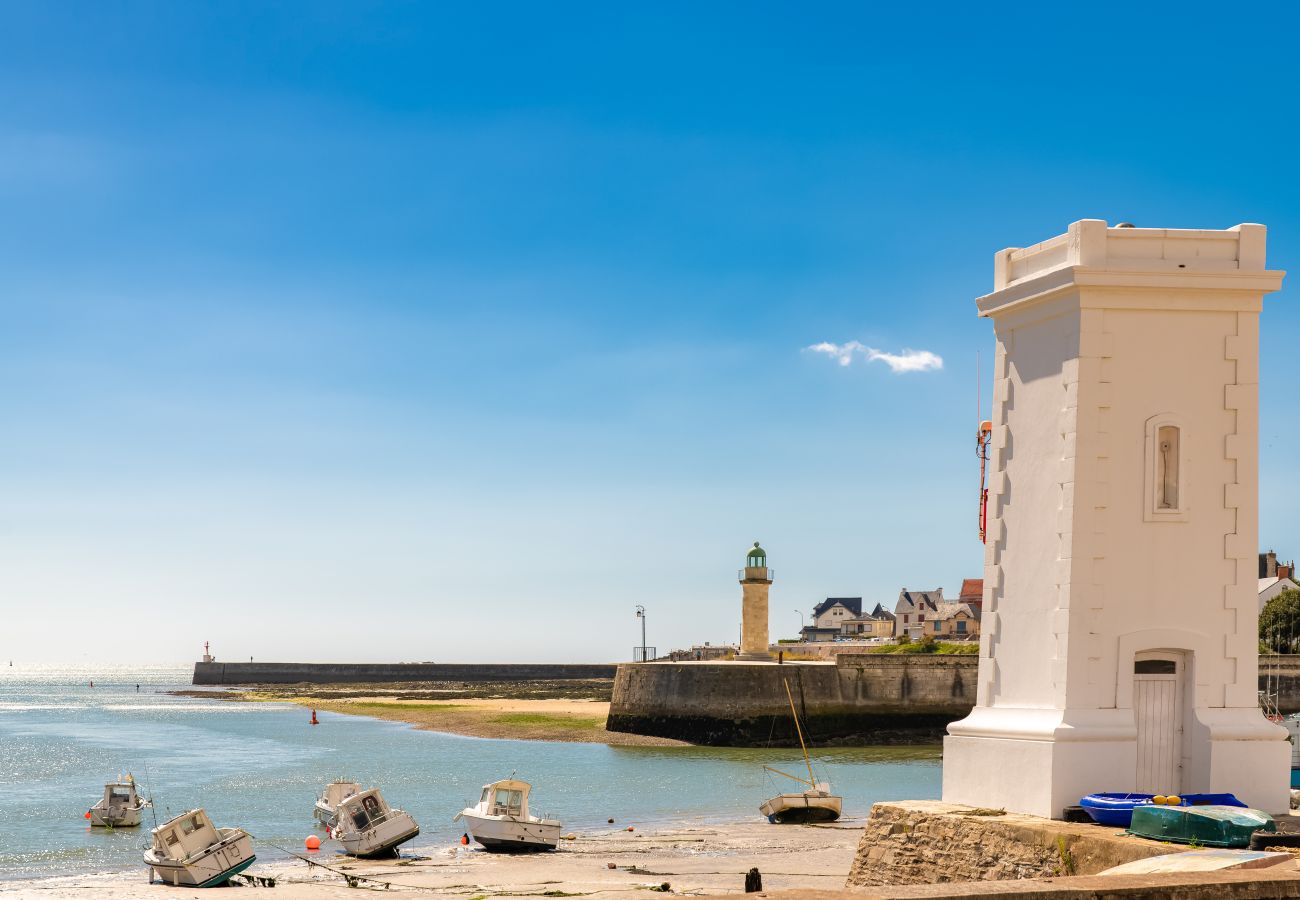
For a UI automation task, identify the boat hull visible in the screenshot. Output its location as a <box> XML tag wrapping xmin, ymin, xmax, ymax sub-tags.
<box><xmin>337</xmin><ymin>812</ymin><xmax>420</xmax><ymax>858</ymax></box>
<box><xmin>144</xmin><ymin>831</ymin><xmax>256</xmax><ymax>887</ymax></box>
<box><xmin>313</xmin><ymin>801</ymin><xmax>339</xmax><ymax>829</ymax></box>
<box><xmin>89</xmin><ymin>805</ymin><xmax>145</xmax><ymax>827</ymax></box>
<box><xmin>1127</xmin><ymin>804</ymin><xmax>1274</xmax><ymax>849</ymax></box>
<box><xmin>759</xmin><ymin>792</ymin><xmax>842</xmax><ymax>824</ymax></box>
<box><xmin>1080</xmin><ymin>793</ymin><xmax>1247</xmax><ymax>828</ymax></box>
<box><xmin>462</xmin><ymin>812</ymin><xmax>561</xmax><ymax>852</ymax></box>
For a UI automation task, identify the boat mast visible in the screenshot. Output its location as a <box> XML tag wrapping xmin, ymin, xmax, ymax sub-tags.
<box><xmin>783</xmin><ymin>679</ymin><xmax>816</xmax><ymax>788</ymax></box>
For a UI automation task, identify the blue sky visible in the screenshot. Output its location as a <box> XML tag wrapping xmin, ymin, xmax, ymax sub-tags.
<box><xmin>3</xmin><ymin>3</ymin><xmax>1299</xmax><ymax>664</ymax></box>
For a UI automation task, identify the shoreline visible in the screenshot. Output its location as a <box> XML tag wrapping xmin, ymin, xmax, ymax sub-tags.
<box><xmin>173</xmin><ymin>687</ymin><xmax>690</xmax><ymax>746</ymax></box>
<box><xmin>0</xmin><ymin>818</ymin><xmax>864</xmax><ymax>897</ymax></box>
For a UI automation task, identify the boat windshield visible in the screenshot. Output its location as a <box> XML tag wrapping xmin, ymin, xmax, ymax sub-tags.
<box><xmin>492</xmin><ymin>789</ymin><xmax>524</xmax><ymax>816</ymax></box>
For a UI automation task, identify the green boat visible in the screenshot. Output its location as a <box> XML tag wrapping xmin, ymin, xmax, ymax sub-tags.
<box><xmin>1127</xmin><ymin>804</ymin><xmax>1275</xmax><ymax>848</ymax></box>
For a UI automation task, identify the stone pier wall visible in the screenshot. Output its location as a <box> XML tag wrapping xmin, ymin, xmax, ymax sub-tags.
<box><xmin>845</xmin><ymin>801</ymin><xmax>1177</xmax><ymax>888</ymax></box>
<box><xmin>606</xmin><ymin>655</ymin><xmax>975</xmax><ymax>746</ymax></box>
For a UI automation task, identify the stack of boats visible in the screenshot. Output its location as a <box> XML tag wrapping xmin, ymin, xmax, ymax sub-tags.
<box><xmin>1079</xmin><ymin>791</ymin><xmax>1276</xmax><ymax>849</ymax></box>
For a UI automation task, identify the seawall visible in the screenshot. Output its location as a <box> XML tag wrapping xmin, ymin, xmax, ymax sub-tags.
<box><xmin>606</xmin><ymin>655</ymin><xmax>974</xmax><ymax>746</ymax></box>
<box><xmin>192</xmin><ymin>661</ymin><xmax>618</xmax><ymax>685</ymax></box>
<box><xmin>607</xmin><ymin>654</ymin><xmax>1300</xmax><ymax>746</ymax></box>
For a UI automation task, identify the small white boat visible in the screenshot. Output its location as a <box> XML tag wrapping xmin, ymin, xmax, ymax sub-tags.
<box><xmin>760</xmin><ymin>679</ymin><xmax>843</xmax><ymax>824</ymax></box>
<box><xmin>455</xmin><ymin>779</ymin><xmax>561</xmax><ymax>852</ymax></box>
<box><xmin>331</xmin><ymin>787</ymin><xmax>420</xmax><ymax>858</ymax></box>
<box><xmin>143</xmin><ymin>808</ymin><xmax>255</xmax><ymax>888</ymax></box>
<box><xmin>314</xmin><ymin>778</ymin><xmax>361</xmax><ymax>828</ymax></box>
<box><xmin>87</xmin><ymin>774</ymin><xmax>150</xmax><ymax>827</ymax></box>
<box><xmin>760</xmin><ymin>783</ymin><xmax>844</xmax><ymax>824</ymax></box>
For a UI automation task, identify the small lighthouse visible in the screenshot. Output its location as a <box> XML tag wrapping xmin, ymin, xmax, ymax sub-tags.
<box><xmin>737</xmin><ymin>542</ymin><xmax>773</xmax><ymax>661</ymax></box>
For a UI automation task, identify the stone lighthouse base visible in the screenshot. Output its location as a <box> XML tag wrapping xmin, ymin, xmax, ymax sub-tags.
<box><xmin>942</xmin><ymin>707</ymin><xmax>1291</xmax><ymax>819</ymax></box>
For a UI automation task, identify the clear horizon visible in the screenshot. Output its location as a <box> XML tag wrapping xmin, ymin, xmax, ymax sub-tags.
<box><xmin>3</xmin><ymin>3</ymin><xmax>1298</xmax><ymax>664</ymax></box>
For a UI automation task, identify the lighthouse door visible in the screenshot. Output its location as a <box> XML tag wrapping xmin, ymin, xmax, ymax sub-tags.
<box><xmin>1133</xmin><ymin>654</ymin><xmax>1184</xmax><ymax>794</ymax></box>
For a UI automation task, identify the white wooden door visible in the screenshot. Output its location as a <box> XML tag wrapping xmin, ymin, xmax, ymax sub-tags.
<box><xmin>1134</xmin><ymin>657</ymin><xmax>1183</xmax><ymax>793</ymax></box>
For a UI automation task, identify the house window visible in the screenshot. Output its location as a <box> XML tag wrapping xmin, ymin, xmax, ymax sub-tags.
<box><xmin>956</xmin><ymin>620</ymin><xmax>967</xmax><ymax>634</ymax></box>
<box><xmin>903</xmin><ymin>614</ymin><xmax>909</xmax><ymax>623</ymax></box>
<box><xmin>919</xmin><ymin>614</ymin><xmax>925</xmax><ymax>622</ymax></box>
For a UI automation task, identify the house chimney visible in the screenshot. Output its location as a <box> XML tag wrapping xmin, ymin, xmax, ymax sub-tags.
<box><xmin>1279</xmin><ymin>564</ymin><xmax>1293</xmax><ymax>581</ymax></box>
<box><xmin>1261</xmin><ymin>550</ymin><xmax>1279</xmax><ymax>578</ymax></box>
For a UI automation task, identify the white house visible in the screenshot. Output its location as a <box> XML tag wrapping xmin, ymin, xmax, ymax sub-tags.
<box><xmin>1260</xmin><ymin>577</ymin><xmax>1300</xmax><ymax>612</ymax></box>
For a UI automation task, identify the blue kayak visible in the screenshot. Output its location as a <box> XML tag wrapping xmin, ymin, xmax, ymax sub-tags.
<box><xmin>1079</xmin><ymin>792</ymin><xmax>1247</xmax><ymax>827</ymax></box>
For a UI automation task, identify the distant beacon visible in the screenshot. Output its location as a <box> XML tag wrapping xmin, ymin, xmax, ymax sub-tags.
<box><xmin>737</xmin><ymin>542</ymin><xmax>773</xmax><ymax>661</ymax></box>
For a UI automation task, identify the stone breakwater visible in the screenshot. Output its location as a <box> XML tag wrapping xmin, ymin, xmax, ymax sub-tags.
<box><xmin>606</xmin><ymin>655</ymin><xmax>975</xmax><ymax>746</ymax></box>
<box><xmin>845</xmin><ymin>800</ymin><xmax>1176</xmax><ymax>888</ymax></box>
<box><xmin>192</xmin><ymin>661</ymin><xmax>618</xmax><ymax>685</ymax></box>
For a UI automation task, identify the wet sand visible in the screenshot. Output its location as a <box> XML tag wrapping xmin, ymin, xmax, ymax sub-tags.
<box><xmin>174</xmin><ymin>683</ymin><xmax>684</xmax><ymax>746</ymax></box>
<box><xmin>0</xmin><ymin>819</ymin><xmax>862</xmax><ymax>897</ymax></box>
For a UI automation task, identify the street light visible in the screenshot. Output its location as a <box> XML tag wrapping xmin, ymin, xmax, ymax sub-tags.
<box><xmin>635</xmin><ymin>605</ymin><xmax>647</xmax><ymax>662</ymax></box>
<box><xmin>795</xmin><ymin>609</ymin><xmax>805</xmax><ymax>630</ymax></box>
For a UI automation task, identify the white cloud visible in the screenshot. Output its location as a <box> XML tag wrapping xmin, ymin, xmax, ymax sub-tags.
<box><xmin>805</xmin><ymin>340</ymin><xmax>866</xmax><ymax>367</ymax></box>
<box><xmin>805</xmin><ymin>342</ymin><xmax>943</xmax><ymax>374</ymax></box>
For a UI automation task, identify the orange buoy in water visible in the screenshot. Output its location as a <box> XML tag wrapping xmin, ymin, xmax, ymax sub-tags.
<box><xmin>305</xmin><ymin>835</ymin><xmax>321</xmax><ymax>851</ymax></box>
<box><xmin>84</xmin><ymin>811</ymin><xmax>92</xmax><ymax>820</ymax></box>
<box><xmin>626</xmin><ymin>826</ymin><xmax>634</xmax><ymax>832</ymax></box>
<box><xmin>310</xmin><ymin>709</ymin><xmax>319</xmax><ymax>726</ymax></box>
<box><xmin>460</xmin><ymin>834</ymin><xmax>469</xmax><ymax>845</ymax></box>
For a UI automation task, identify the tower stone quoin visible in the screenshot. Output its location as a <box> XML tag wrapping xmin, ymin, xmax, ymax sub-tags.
<box><xmin>942</xmin><ymin>220</ymin><xmax>1290</xmax><ymax>818</ymax></box>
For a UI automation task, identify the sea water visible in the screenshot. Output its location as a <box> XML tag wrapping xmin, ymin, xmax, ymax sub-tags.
<box><xmin>0</xmin><ymin>666</ymin><xmax>941</xmax><ymax>881</ymax></box>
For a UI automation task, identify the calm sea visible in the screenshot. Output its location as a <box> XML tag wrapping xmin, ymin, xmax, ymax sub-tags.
<box><xmin>0</xmin><ymin>666</ymin><xmax>941</xmax><ymax>881</ymax></box>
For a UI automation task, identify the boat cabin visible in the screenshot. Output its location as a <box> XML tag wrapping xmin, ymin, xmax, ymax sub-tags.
<box><xmin>337</xmin><ymin>789</ymin><xmax>393</xmax><ymax>831</ymax></box>
<box><xmin>102</xmin><ymin>780</ymin><xmax>142</xmax><ymax>809</ymax></box>
<box><xmin>150</xmin><ymin>809</ymin><xmax>222</xmax><ymax>862</ymax></box>
<box><xmin>321</xmin><ymin>780</ymin><xmax>361</xmax><ymax>808</ymax></box>
<box><xmin>475</xmin><ymin>779</ymin><xmax>535</xmax><ymax>819</ymax></box>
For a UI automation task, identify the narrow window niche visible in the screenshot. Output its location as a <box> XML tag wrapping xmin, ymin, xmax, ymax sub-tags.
<box><xmin>1145</xmin><ymin>414</ymin><xmax>1189</xmax><ymax>522</ymax></box>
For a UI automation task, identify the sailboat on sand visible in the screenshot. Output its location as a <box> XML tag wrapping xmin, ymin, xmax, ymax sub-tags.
<box><xmin>759</xmin><ymin>679</ymin><xmax>842</xmax><ymax>824</ymax></box>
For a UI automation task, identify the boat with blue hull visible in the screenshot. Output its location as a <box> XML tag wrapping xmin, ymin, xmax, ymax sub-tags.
<box><xmin>1079</xmin><ymin>793</ymin><xmax>1246</xmax><ymax>828</ymax></box>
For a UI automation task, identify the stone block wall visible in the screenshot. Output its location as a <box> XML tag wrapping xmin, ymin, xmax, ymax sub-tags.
<box><xmin>846</xmin><ymin>801</ymin><xmax>1178</xmax><ymax>889</ymax></box>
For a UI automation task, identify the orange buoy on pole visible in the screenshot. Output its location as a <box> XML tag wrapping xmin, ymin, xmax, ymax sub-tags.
<box><xmin>460</xmin><ymin>833</ymin><xmax>469</xmax><ymax>845</ymax></box>
<box><xmin>310</xmin><ymin>709</ymin><xmax>319</xmax><ymax>726</ymax></box>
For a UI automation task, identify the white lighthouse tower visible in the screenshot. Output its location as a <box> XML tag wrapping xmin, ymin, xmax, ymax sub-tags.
<box><xmin>943</xmin><ymin>220</ymin><xmax>1290</xmax><ymax>818</ymax></box>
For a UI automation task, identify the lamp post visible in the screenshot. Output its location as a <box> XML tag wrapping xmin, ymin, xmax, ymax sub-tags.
<box><xmin>635</xmin><ymin>605</ymin><xmax>646</xmax><ymax>662</ymax></box>
<box><xmin>795</xmin><ymin>609</ymin><xmax>805</xmax><ymax>631</ymax></box>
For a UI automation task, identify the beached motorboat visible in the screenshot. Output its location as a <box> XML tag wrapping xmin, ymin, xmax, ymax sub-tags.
<box><xmin>760</xmin><ymin>679</ymin><xmax>843</xmax><ymax>824</ymax></box>
<box><xmin>1128</xmin><ymin>804</ymin><xmax>1274</xmax><ymax>848</ymax></box>
<box><xmin>314</xmin><ymin>778</ymin><xmax>362</xmax><ymax>828</ymax></box>
<box><xmin>455</xmin><ymin>779</ymin><xmax>562</xmax><ymax>852</ymax></box>
<box><xmin>1080</xmin><ymin>792</ymin><xmax>1246</xmax><ymax>828</ymax></box>
<box><xmin>87</xmin><ymin>774</ymin><xmax>150</xmax><ymax>827</ymax></box>
<box><xmin>331</xmin><ymin>787</ymin><xmax>420</xmax><ymax>858</ymax></box>
<box><xmin>143</xmin><ymin>808</ymin><xmax>255</xmax><ymax>888</ymax></box>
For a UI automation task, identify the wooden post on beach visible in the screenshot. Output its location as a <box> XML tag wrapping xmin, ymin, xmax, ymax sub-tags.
<box><xmin>744</xmin><ymin>867</ymin><xmax>762</xmax><ymax>892</ymax></box>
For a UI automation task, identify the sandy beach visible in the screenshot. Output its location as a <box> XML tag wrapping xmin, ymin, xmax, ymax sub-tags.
<box><xmin>0</xmin><ymin>820</ymin><xmax>862</xmax><ymax>897</ymax></box>
<box><xmin>175</xmin><ymin>684</ymin><xmax>686</xmax><ymax>746</ymax></box>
